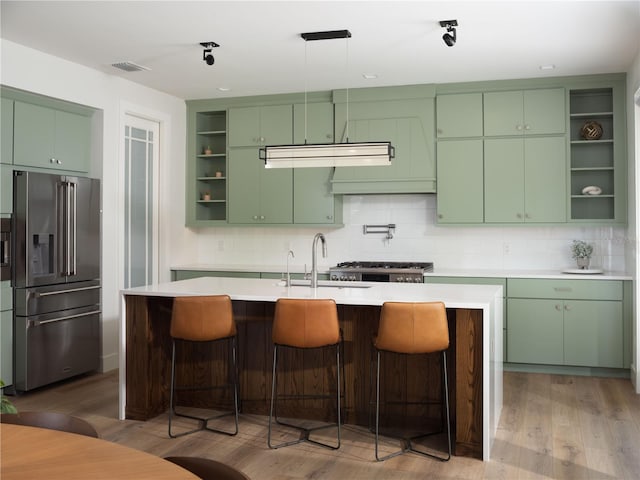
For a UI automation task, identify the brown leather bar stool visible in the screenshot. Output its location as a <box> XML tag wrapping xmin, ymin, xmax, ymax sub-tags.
<box><xmin>373</xmin><ymin>301</ymin><xmax>451</xmax><ymax>462</ymax></box>
<box><xmin>0</xmin><ymin>411</ymin><xmax>99</xmax><ymax>438</ymax></box>
<box><xmin>168</xmin><ymin>295</ymin><xmax>239</xmax><ymax>438</ymax></box>
<box><xmin>268</xmin><ymin>298</ymin><xmax>341</xmax><ymax>450</ymax></box>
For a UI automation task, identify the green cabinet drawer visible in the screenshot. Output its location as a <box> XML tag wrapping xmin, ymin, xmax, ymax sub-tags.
<box><xmin>507</xmin><ymin>278</ymin><xmax>622</xmax><ymax>301</ymax></box>
<box><xmin>436</xmin><ymin>93</ymin><xmax>483</xmax><ymax>138</ymax></box>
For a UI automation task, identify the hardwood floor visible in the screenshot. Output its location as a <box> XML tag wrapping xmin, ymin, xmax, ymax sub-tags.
<box><xmin>5</xmin><ymin>371</ymin><xmax>640</xmax><ymax>479</ymax></box>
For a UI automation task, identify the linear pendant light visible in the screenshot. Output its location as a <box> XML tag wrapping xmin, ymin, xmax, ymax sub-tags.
<box><xmin>260</xmin><ymin>29</ymin><xmax>394</xmax><ymax>169</ymax></box>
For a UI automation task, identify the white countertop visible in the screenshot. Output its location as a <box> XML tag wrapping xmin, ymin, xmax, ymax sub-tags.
<box><xmin>123</xmin><ymin>276</ymin><xmax>502</xmax><ymax>310</ymax></box>
<box><xmin>425</xmin><ymin>268</ymin><xmax>631</xmax><ymax>281</ymax></box>
<box><xmin>171</xmin><ymin>264</ymin><xmax>632</xmax><ymax>281</ymax></box>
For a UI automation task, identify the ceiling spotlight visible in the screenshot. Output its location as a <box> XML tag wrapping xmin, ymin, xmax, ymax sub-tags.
<box><xmin>439</xmin><ymin>20</ymin><xmax>458</xmax><ymax>47</ymax></box>
<box><xmin>200</xmin><ymin>41</ymin><xmax>220</xmax><ymax>65</ymax></box>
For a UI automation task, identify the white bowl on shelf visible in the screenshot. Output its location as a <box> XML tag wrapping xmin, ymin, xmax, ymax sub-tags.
<box><xmin>581</xmin><ymin>185</ymin><xmax>602</xmax><ymax>195</ymax></box>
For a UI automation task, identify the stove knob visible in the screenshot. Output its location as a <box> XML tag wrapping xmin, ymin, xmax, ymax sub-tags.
<box><xmin>397</xmin><ymin>277</ymin><xmax>404</xmax><ymax>283</ymax></box>
<box><xmin>331</xmin><ymin>274</ymin><xmax>338</xmax><ymax>281</ymax></box>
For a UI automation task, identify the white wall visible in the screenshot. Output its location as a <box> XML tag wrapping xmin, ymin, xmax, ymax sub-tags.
<box><xmin>0</xmin><ymin>40</ymin><xmax>190</xmax><ymax>372</ymax></box>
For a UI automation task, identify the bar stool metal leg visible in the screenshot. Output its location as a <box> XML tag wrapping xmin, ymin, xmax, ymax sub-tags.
<box><xmin>168</xmin><ymin>336</ymin><xmax>239</xmax><ymax>438</ymax></box>
<box><xmin>375</xmin><ymin>350</ymin><xmax>451</xmax><ymax>462</ymax></box>
<box><xmin>268</xmin><ymin>343</ymin><xmax>341</xmax><ymax>450</ymax></box>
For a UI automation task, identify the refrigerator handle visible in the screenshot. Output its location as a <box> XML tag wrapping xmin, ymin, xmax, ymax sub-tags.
<box><xmin>70</xmin><ymin>181</ymin><xmax>77</xmax><ymax>276</ymax></box>
<box><xmin>29</xmin><ymin>309</ymin><xmax>102</xmax><ymax>327</ymax></box>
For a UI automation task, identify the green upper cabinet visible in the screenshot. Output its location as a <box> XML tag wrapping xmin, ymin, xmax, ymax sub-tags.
<box><xmin>436</xmin><ymin>139</ymin><xmax>484</xmax><ymax>223</ymax></box>
<box><xmin>1</xmin><ymin>98</ymin><xmax>13</xmax><ymax>165</ymax></box>
<box><xmin>483</xmin><ymin>88</ymin><xmax>565</xmax><ymax>136</ymax></box>
<box><xmin>293</xmin><ymin>102</ymin><xmax>334</xmax><ymax>144</ymax></box>
<box><xmin>13</xmin><ymin>101</ymin><xmax>90</xmax><ymax>172</ymax></box>
<box><xmin>293</xmin><ymin>168</ymin><xmax>342</xmax><ymax>224</ymax></box>
<box><xmin>484</xmin><ymin>137</ymin><xmax>566</xmax><ymax>223</ymax></box>
<box><xmin>436</xmin><ymin>93</ymin><xmax>483</xmax><ymax>138</ymax></box>
<box><xmin>331</xmin><ymin>88</ymin><xmax>436</xmax><ymax>194</ymax></box>
<box><xmin>228</xmin><ymin>147</ymin><xmax>292</xmax><ymax>224</ymax></box>
<box><xmin>228</xmin><ymin>104</ymin><xmax>292</xmax><ymax>147</ymax></box>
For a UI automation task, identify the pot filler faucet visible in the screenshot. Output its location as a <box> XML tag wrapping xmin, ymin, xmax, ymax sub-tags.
<box><xmin>311</xmin><ymin>233</ymin><xmax>327</xmax><ymax>288</ymax></box>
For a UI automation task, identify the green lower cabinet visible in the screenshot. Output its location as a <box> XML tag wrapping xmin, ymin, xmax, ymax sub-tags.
<box><xmin>507</xmin><ymin>297</ymin><xmax>623</xmax><ymax>368</ymax></box>
<box><xmin>1</xmin><ymin>280</ymin><xmax>13</xmax><ymax>386</ymax></box>
<box><xmin>563</xmin><ymin>300</ymin><xmax>622</xmax><ymax>368</ymax></box>
<box><xmin>172</xmin><ymin>270</ymin><xmax>260</xmax><ymax>281</ymax></box>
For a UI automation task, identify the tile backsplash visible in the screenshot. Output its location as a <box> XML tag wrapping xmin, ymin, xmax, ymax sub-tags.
<box><xmin>192</xmin><ymin>194</ymin><xmax>628</xmax><ymax>272</ymax></box>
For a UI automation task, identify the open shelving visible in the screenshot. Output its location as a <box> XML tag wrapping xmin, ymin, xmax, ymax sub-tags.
<box><xmin>569</xmin><ymin>88</ymin><xmax>615</xmax><ymax>220</ymax></box>
<box><xmin>194</xmin><ymin>111</ymin><xmax>227</xmax><ymax>221</ymax></box>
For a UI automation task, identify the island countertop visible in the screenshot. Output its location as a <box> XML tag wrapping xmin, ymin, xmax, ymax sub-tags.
<box><xmin>120</xmin><ymin>277</ymin><xmax>503</xmax><ymax>461</ymax></box>
<box><xmin>123</xmin><ymin>276</ymin><xmax>502</xmax><ymax>309</ymax></box>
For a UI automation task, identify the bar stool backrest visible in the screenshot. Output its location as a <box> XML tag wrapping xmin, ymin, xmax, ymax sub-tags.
<box><xmin>273</xmin><ymin>299</ymin><xmax>339</xmax><ymax>348</ymax></box>
<box><xmin>376</xmin><ymin>301</ymin><xmax>449</xmax><ymax>354</ymax></box>
<box><xmin>171</xmin><ymin>295</ymin><xmax>235</xmax><ymax>342</ymax></box>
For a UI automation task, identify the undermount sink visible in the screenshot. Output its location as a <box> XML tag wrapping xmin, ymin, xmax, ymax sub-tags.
<box><xmin>276</xmin><ymin>279</ymin><xmax>372</xmax><ymax>289</ymax></box>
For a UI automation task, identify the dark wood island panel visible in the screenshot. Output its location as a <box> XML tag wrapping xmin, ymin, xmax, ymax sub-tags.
<box><xmin>124</xmin><ymin>295</ymin><xmax>483</xmax><ymax>458</ymax></box>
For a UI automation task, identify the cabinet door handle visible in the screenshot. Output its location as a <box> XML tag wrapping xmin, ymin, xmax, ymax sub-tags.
<box><xmin>260</xmin><ymin>215</ymin><xmax>265</xmax><ymax>220</ymax></box>
<box><xmin>437</xmin><ymin>214</ymin><xmax>443</xmax><ymax>219</ymax></box>
<box><xmin>252</xmin><ymin>215</ymin><xmax>258</xmax><ymax>220</ymax></box>
<box><xmin>555</xmin><ymin>304</ymin><xmax>562</xmax><ymax>311</ymax></box>
<box><xmin>564</xmin><ymin>305</ymin><xmax>571</xmax><ymax>311</ymax></box>
<box><xmin>524</xmin><ymin>124</ymin><xmax>531</xmax><ymax>131</ymax></box>
<box><xmin>525</xmin><ymin>213</ymin><xmax>531</xmax><ymax>219</ymax></box>
<box><xmin>516</xmin><ymin>213</ymin><xmax>523</xmax><ymax>219</ymax></box>
<box><xmin>516</xmin><ymin>124</ymin><xmax>523</xmax><ymax>131</ymax></box>
<box><xmin>553</xmin><ymin>287</ymin><xmax>572</xmax><ymax>292</ymax></box>
<box><xmin>326</xmin><ymin>215</ymin><xmax>333</xmax><ymax>220</ymax></box>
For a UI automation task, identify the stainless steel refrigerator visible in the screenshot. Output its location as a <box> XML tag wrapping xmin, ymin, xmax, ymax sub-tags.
<box><xmin>13</xmin><ymin>170</ymin><xmax>101</xmax><ymax>392</ymax></box>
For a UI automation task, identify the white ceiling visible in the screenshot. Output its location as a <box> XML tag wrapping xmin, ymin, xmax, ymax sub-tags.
<box><xmin>1</xmin><ymin>1</ymin><xmax>639</xmax><ymax>101</ymax></box>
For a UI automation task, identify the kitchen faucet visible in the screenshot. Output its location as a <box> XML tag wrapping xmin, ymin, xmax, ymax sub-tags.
<box><xmin>286</xmin><ymin>250</ymin><xmax>295</xmax><ymax>286</ymax></box>
<box><xmin>311</xmin><ymin>233</ymin><xmax>327</xmax><ymax>288</ymax></box>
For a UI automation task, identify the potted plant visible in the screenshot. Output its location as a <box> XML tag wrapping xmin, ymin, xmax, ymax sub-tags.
<box><xmin>203</xmin><ymin>146</ymin><xmax>212</xmax><ymax>155</ymax></box>
<box><xmin>571</xmin><ymin>240</ymin><xmax>593</xmax><ymax>269</ymax></box>
<box><xmin>1</xmin><ymin>380</ymin><xmax>17</xmax><ymax>414</ymax></box>
<box><xmin>201</xmin><ymin>191</ymin><xmax>211</xmax><ymax>201</ymax></box>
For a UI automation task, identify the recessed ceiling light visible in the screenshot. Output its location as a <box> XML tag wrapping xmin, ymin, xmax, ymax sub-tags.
<box><xmin>539</xmin><ymin>64</ymin><xmax>556</xmax><ymax>70</ymax></box>
<box><xmin>362</xmin><ymin>74</ymin><xmax>378</xmax><ymax>80</ymax></box>
<box><xmin>217</xmin><ymin>87</ymin><xmax>231</xmax><ymax>92</ymax></box>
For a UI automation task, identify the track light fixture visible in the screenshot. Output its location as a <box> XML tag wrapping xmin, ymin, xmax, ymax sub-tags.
<box><xmin>439</xmin><ymin>20</ymin><xmax>458</xmax><ymax>47</ymax></box>
<box><xmin>200</xmin><ymin>41</ymin><xmax>220</xmax><ymax>65</ymax></box>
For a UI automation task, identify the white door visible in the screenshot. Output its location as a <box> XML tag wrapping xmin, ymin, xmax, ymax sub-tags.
<box><xmin>123</xmin><ymin>115</ymin><xmax>159</xmax><ymax>288</ymax></box>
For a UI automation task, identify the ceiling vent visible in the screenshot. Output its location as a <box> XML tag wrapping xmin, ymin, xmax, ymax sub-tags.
<box><xmin>111</xmin><ymin>61</ymin><xmax>151</xmax><ymax>72</ymax></box>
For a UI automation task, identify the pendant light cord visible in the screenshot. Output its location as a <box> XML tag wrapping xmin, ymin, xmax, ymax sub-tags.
<box><xmin>304</xmin><ymin>39</ymin><xmax>308</xmax><ymax>145</ymax></box>
<box><xmin>345</xmin><ymin>35</ymin><xmax>350</xmax><ymax>143</ymax></box>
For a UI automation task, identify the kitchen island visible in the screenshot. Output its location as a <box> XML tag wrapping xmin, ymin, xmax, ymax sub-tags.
<box><xmin>119</xmin><ymin>277</ymin><xmax>503</xmax><ymax>461</ymax></box>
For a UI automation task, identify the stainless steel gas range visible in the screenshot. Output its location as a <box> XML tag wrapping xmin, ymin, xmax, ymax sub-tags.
<box><xmin>329</xmin><ymin>261</ymin><xmax>433</xmax><ymax>283</ymax></box>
